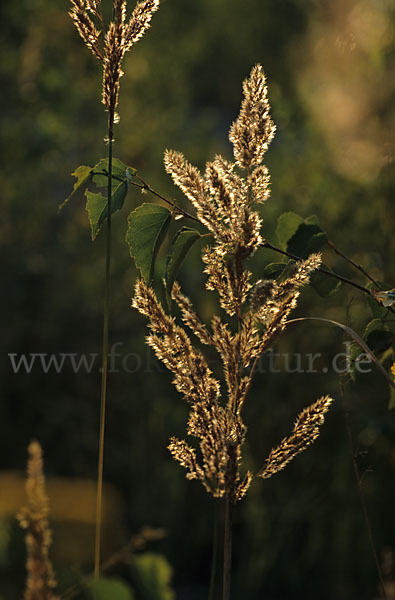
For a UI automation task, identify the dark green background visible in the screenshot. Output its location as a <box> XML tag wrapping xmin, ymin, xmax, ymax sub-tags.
<box><xmin>1</xmin><ymin>0</ymin><xmax>395</xmax><ymax>598</ymax></box>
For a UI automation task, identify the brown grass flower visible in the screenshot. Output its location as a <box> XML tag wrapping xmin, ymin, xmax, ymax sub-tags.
<box><xmin>259</xmin><ymin>396</ymin><xmax>333</xmax><ymax>479</ymax></box>
<box><xmin>17</xmin><ymin>441</ymin><xmax>59</xmax><ymax>600</ymax></box>
<box><xmin>133</xmin><ymin>65</ymin><xmax>332</xmax><ymax>504</ymax></box>
<box><xmin>69</xmin><ymin>0</ymin><xmax>160</xmax><ymax>119</ymax></box>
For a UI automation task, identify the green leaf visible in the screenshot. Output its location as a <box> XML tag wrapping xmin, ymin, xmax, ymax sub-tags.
<box><xmin>349</xmin><ymin>319</ymin><xmax>393</xmax><ymax>381</ymax></box>
<box><xmin>262</xmin><ymin>262</ymin><xmax>286</xmax><ymax>280</ymax></box>
<box><xmin>310</xmin><ymin>265</ymin><xmax>341</xmax><ymax>297</ymax></box>
<box><xmin>59</xmin><ymin>165</ymin><xmax>92</xmax><ymax>212</ymax></box>
<box><xmin>88</xmin><ymin>577</ymin><xmax>134</xmax><ymax>600</ymax></box>
<box><xmin>276</xmin><ymin>212</ymin><xmax>303</xmax><ymax>250</ymax></box>
<box><xmin>60</xmin><ymin>158</ymin><xmax>137</xmax><ymax>218</ymax></box>
<box><xmin>275</xmin><ymin>212</ymin><xmax>327</xmax><ymax>261</ymax></box>
<box><xmin>287</xmin><ymin>224</ymin><xmax>327</xmax><ymax>259</ymax></box>
<box><xmin>389</xmin><ymin>385</ymin><xmax>395</xmax><ymax>410</ymax></box>
<box><xmin>126</xmin><ymin>203</ymin><xmax>172</xmax><ymax>283</ymax></box>
<box><xmin>363</xmin><ymin>318</ymin><xmax>393</xmax><ymax>354</ymax></box>
<box><xmin>305</xmin><ymin>214</ymin><xmax>321</xmax><ymax>226</ymax></box>
<box><xmin>366</xmin><ymin>282</ymin><xmax>392</xmax><ymax>318</ymax></box>
<box><xmin>85</xmin><ymin>192</ymin><xmax>107</xmax><ymax>240</ymax></box>
<box><xmin>165</xmin><ymin>227</ymin><xmax>201</xmax><ymax>308</ymax></box>
<box><xmin>132</xmin><ymin>553</ymin><xmax>175</xmax><ymax>600</ymax></box>
<box><xmin>85</xmin><ymin>179</ymin><xmax>128</xmax><ymax>240</ymax></box>
<box><xmin>91</xmin><ymin>158</ymin><xmax>137</xmax><ymax>189</ymax></box>
<box><xmin>278</xmin><ymin>259</ymin><xmax>299</xmax><ymax>283</ymax></box>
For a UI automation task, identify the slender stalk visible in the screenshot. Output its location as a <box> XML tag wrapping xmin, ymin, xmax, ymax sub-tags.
<box><xmin>286</xmin><ymin>317</ymin><xmax>395</xmax><ymax>387</ymax></box>
<box><xmin>222</xmin><ymin>495</ymin><xmax>233</xmax><ymax>600</ymax></box>
<box><xmin>327</xmin><ymin>240</ymin><xmax>382</xmax><ymax>289</ymax></box>
<box><xmin>94</xmin><ymin>108</ymin><xmax>114</xmax><ymax>577</ymax></box>
<box><xmin>209</xmin><ymin>501</ymin><xmax>220</xmax><ymax>600</ymax></box>
<box><xmin>263</xmin><ymin>241</ymin><xmax>395</xmax><ymax>315</ymax></box>
<box><xmin>134</xmin><ymin>174</ymin><xmax>200</xmax><ymax>223</ymax></box>
<box><xmin>261</xmin><ymin>241</ymin><xmax>371</xmax><ymax>296</ymax></box>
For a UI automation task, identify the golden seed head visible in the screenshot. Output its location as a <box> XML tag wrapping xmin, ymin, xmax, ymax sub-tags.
<box><xmin>259</xmin><ymin>396</ymin><xmax>333</xmax><ymax>479</ymax></box>
<box><xmin>134</xmin><ymin>66</ymin><xmax>331</xmax><ymax>503</ymax></box>
<box><xmin>229</xmin><ymin>64</ymin><xmax>276</xmax><ymax>170</ymax></box>
<box><xmin>17</xmin><ymin>442</ymin><xmax>59</xmax><ymax>600</ymax></box>
<box><xmin>70</xmin><ymin>0</ymin><xmax>160</xmax><ymax>115</ymax></box>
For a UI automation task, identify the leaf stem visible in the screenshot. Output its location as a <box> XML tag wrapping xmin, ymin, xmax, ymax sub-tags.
<box><xmin>133</xmin><ymin>175</ymin><xmax>200</xmax><ymax>223</ymax></box>
<box><xmin>327</xmin><ymin>240</ymin><xmax>383</xmax><ymax>289</ymax></box>
<box><xmin>94</xmin><ymin>108</ymin><xmax>114</xmax><ymax>577</ymax></box>
<box><xmin>261</xmin><ymin>241</ymin><xmax>370</xmax><ymax>295</ymax></box>
<box><xmin>262</xmin><ymin>241</ymin><xmax>395</xmax><ymax>315</ymax></box>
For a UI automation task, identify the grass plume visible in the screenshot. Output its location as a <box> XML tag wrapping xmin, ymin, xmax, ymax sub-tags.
<box><xmin>69</xmin><ymin>0</ymin><xmax>159</xmax><ymax>122</ymax></box>
<box><xmin>133</xmin><ymin>64</ymin><xmax>333</xmax><ymax>599</ymax></box>
<box><xmin>68</xmin><ymin>0</ymin><xmax>160</xmax><ymax>576</ymax></box>
<box><xmin>17</xmin><ymin>441</ymin><xmax>59</xmax><ymax>600</ymax></box>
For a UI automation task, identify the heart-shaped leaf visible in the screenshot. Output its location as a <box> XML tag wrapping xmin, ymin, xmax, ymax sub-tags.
<box><xmin>60</xmin><ymin>158</ymin><xmax>137</xmax><ymax>215</ymax></box>
<box><xmin>126</xmin><ymin>203</ymin><xmax>172</xmax><ymax>283</ymax></box>
<box><xmin>275</xmin><ymin>212</ymin><xmax>327</xmax><ymax>260</ymax></box>
<box><xmin>85</xmin><ymin>179</ymin><xmax>128</xmax><ymax>240</ymax></box>
<box><xmin>363</xmin><ymin>318</ymin><xmax>393</xmax><ymax>354</ymax></box>
<box><xmin>59</xmin><ymin>165</ymin><xmax>92</xmax><ymax>212</ymax></box>
<box><xmin>287</xmin><ymin>224</ymin><xmax>327</xmax><ymax>259</ymax></box>
<box><xmin>91</xmin><ymin>158</ymin><xmax>137</xmax><ymax>189</ymax></box>
<box><xmin>276</xmin><ymin>212</ymin><xmax>303</xmax><ymax>250</ymax></box>
<box><xmin>310</xmin><ymin>266</ymin><xmax>341</xmax><ymax>297</ymax></box>
<box><xmin>165</xmin><ymin>227</ymin><xmax>201</xmax><ymax>308</ymax></box>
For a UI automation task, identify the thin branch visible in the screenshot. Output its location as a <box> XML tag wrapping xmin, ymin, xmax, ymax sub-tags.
<box><xmin>134</xmin><ymin>174</ymin><xmax>200</xmax><ymax>223</ymax></box>
<box><xmin>124</xmin><ymin>177</ymin><xmax>395</xmax><ymax>316</ymax></box>
<box><xmin>327</xmin><ymin>240</ymin><xmax>383</xmax><ymax>289</ymax></box>
<box><xmin>262</xmin><ymin>241</ymin><xmax>395</xmax><ymax>315</ymax></box>
<box><xmin>261</xmin><ymin>241</ymin><xmax>371</xmax><ymax>296</ymax></box>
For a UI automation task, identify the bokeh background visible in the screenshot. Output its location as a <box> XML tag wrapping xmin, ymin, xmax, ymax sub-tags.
<box><xmin>1</xmin><ymin>0</ymin><xmax>395</xmax><ymax>598</ymax></box>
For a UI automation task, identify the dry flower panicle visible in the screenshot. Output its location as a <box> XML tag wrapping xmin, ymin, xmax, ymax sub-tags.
<box><xmin>17</xmin><ymin>441</ymin><xmax>59</xmax><ymax>600</ymax></box>
<box><xmin>69</xmin><ymin>0</ymin><xmax>160</xmax><ymax>120</ymax></box>
<box><xmin>259</xmin><ymin>396</ymin><xmax>332</xmax><ymax>479</ymax></box>
<box><xmin>133</xmin><ymin>65</ymin><xmax>332</xmax><ymax>503</ymax></box>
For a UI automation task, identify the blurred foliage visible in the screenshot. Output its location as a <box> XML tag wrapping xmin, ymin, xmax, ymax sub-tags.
<box><xmin>88</xmin><ymin>577</ymin><xmax>135</xmax><ymax>600</ymax></box>
<box><xmin>1</xmin><ymin>0</ymin><xmax>395</xmax><ymax>598</ymax></box>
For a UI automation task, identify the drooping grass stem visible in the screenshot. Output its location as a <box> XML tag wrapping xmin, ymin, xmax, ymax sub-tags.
<box><xmin>222</xmin><ymin>495</ymin><xmax>233</xmax><ymax>600</ymax></box>
<box><xmin>94</xmin><ymin>107</ymin><xmax>114</xmax><ymax>577</ymax></box>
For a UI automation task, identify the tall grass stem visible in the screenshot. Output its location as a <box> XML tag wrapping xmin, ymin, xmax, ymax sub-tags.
<box><xmin>209</xmin><ymin>501</ymin><xmax>220</xmax><ymax>600</ymax></box>
<box><xmin>222</xmin><ymin>496</ymin><xmax>233</xmax><ymax>600</ymax></box>
<box><xmin>94</xmin><ymin>109</ymin><xmax>114</xmax><ymax>577</ymax></box>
